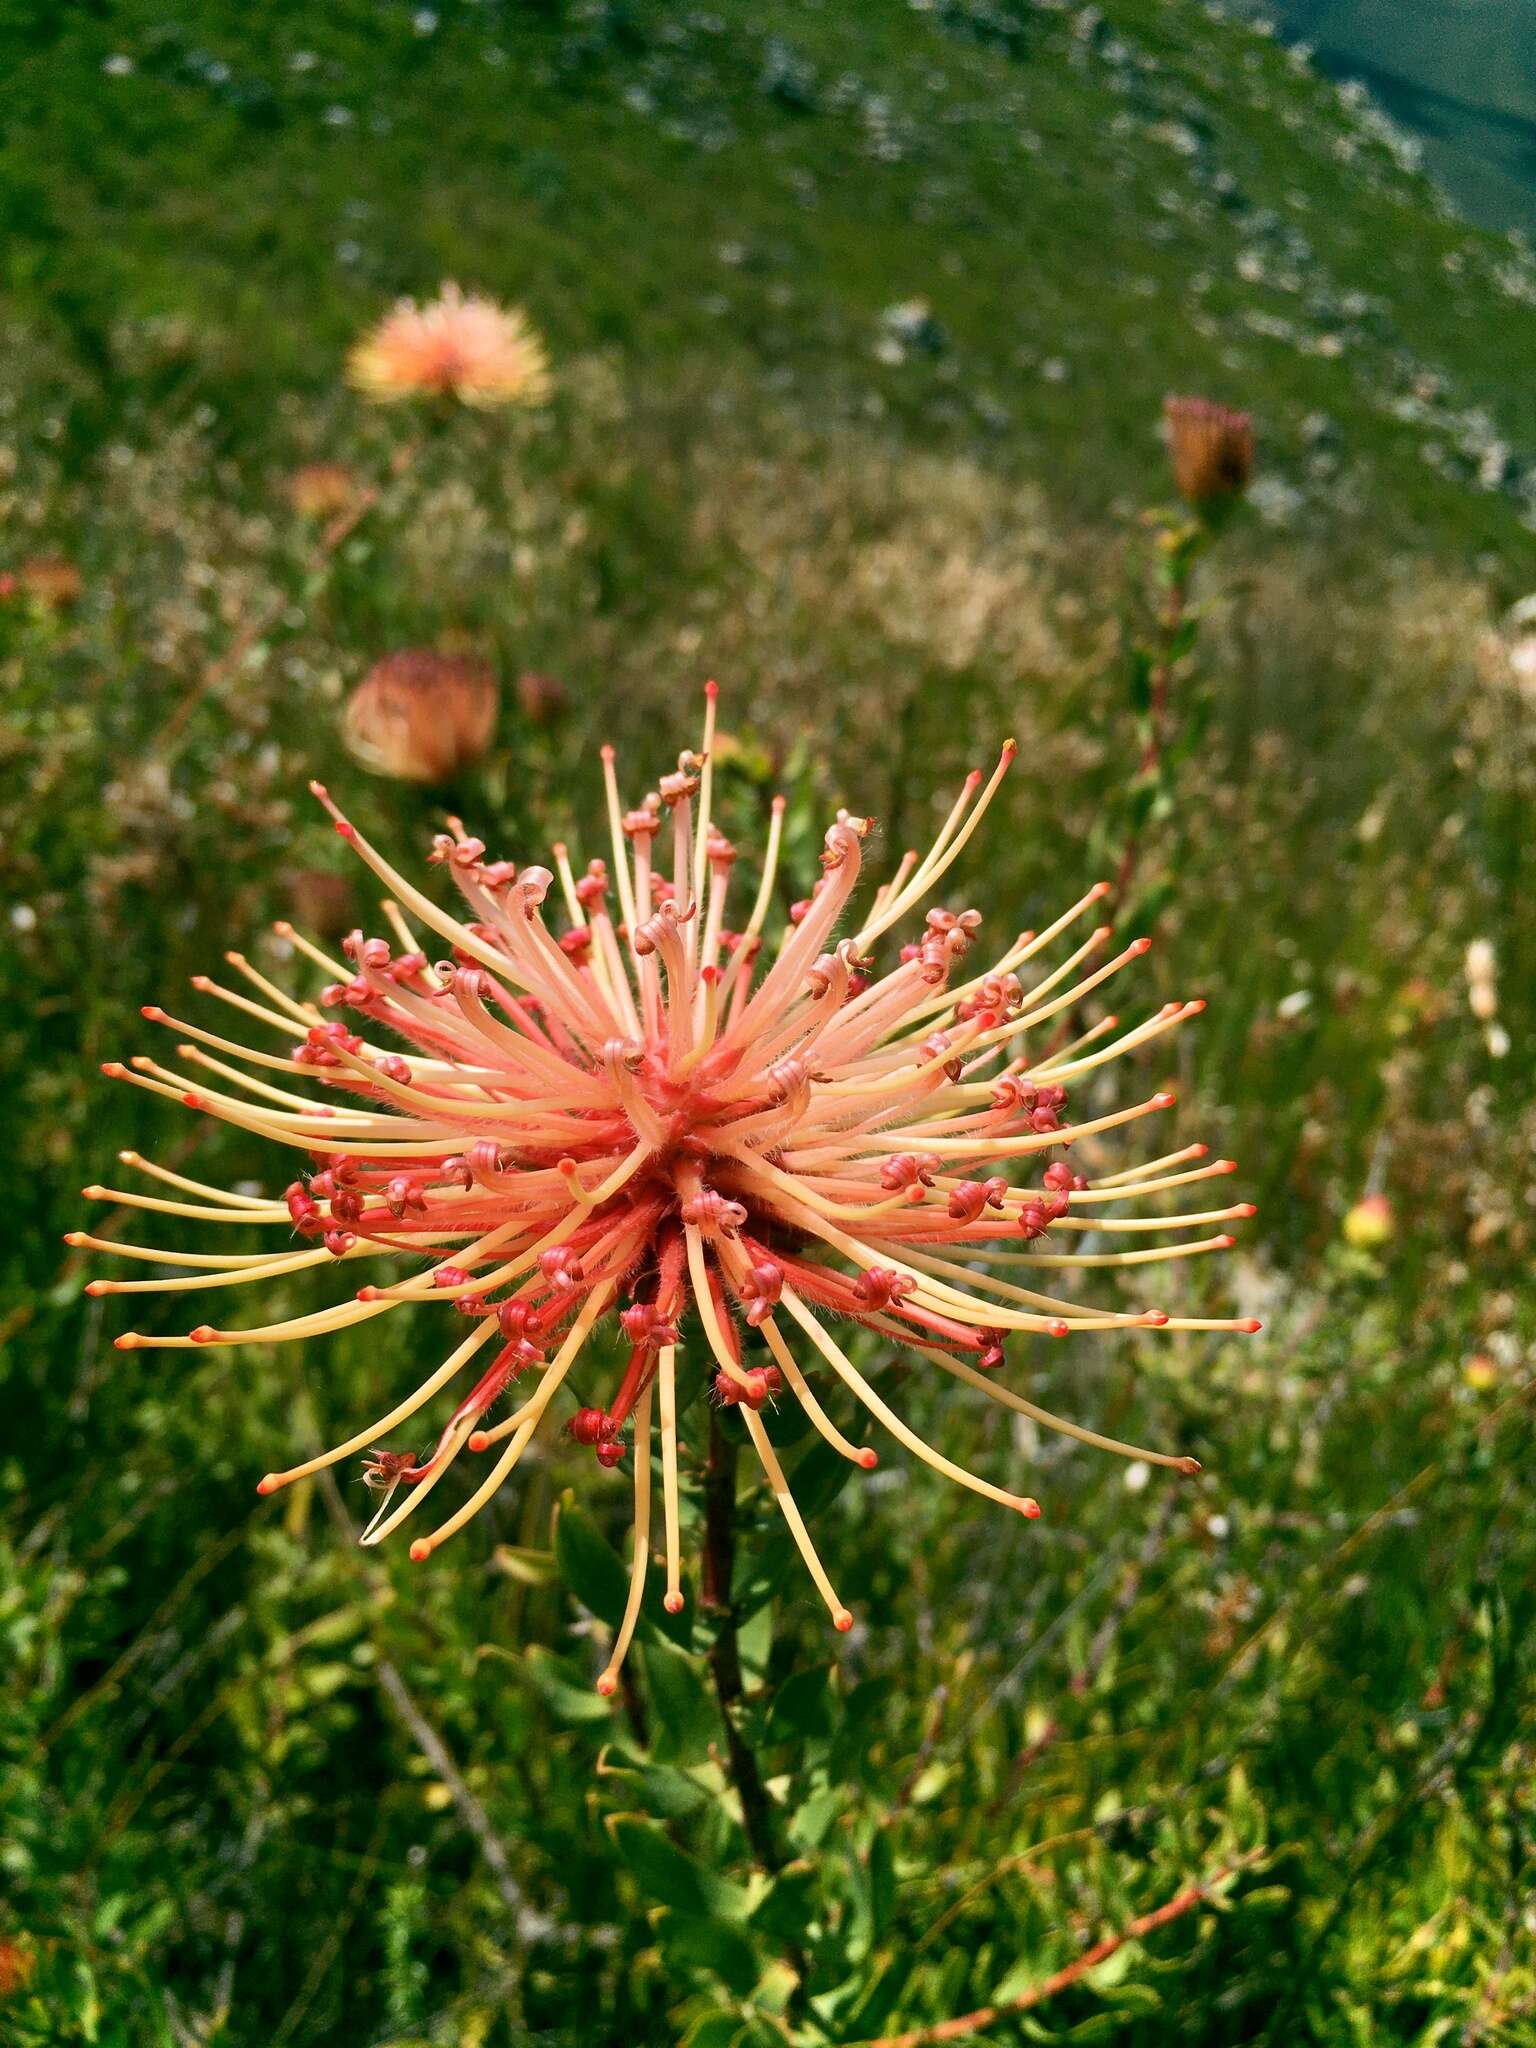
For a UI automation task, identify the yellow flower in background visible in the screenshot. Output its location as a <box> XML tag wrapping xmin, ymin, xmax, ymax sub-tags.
<box><xmin>1342</xmin><ymin>1193</ymin><xmax>1394</xmax><ymax>1251</ymax></box>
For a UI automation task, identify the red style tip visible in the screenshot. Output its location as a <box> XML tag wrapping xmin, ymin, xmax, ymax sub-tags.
<box><xmin>1144</xmin><ymin>1309</ymin><xmax>1169</xmax><ymax>1326</ymax></box>
<box><xmin>664</xmin><ymin>1591</ymin><xmax>686</xmax><ymax>1614</ymax></box>
<box><xmin>100</xmin><ymin>1062</ymin><xmax>125</xmax><ymax>1079</ymax></box>
<box><xmin>595</xmin><ymin>1673</ymin><xmax>618</xmax><ymax>1697</ymax></box>
<box><xmin>141</xmin><ymin>1005</ymin><xmax>165</xmax><ymax>1021</ymax></box>
<box><xmin>409</xmin><ymin>1538</ymin><xmax>432</xmax><ymax>1563</ymax></box>
<box><xmin>84</xmin><ymin>1280</ymin><xmax>107</xmax><ymax>1297</ymax></box>
<box><xmin>1049</xmin><ymin>1319</ymin><xmax>1069</xmax><ymax>1338</ymax></box>
<box><xmin>1235</xmin><ymin>1202</ymin><xmax>1257</xmax><ymax>1218</ymax></box>
<box><xmin>256</xmin><ymin>1475</ymin><xmax>279</xmax><ymax>1495</ymax></box>
<box><xmin>1129</xmin><ymin>935</ymin><xmax>1153</xmax><ymax>955</ymax></box>
<box><xmin>1189</xmin><ymin>997</ymin><xmax>1207</xmax><ymax>1013</ymax></box>
<box><xmin>467</xmin><ymin>1431</ymin><xmax>491</xmax><ymax>1453</ymax></box>
<box><xmin>704</xmin><ymin>678</ymin><xmax>719</xmax><ymax>701</ymax></box>
<box><xmin>355</xmin><ymin>1286</ymin><xmax>379</xmax><ymax>1302</ymax></box>
<box><xmin>190</xmin><ymin>974</ymin><xmax>212</xmax><ymax>990</ymax></box>
<box><xmin>272</xmin><ymin>919</ymin><xmax>293</xmax><ymax>937</ymax></box>
<box><xmin>1238</xmin><ymin>1317</ymin><xmax>1263</xmax><ymax>1334</ymax></box>
<box><xmin>999</xmin><ymin>737</ymin><xmax>1018</xmax><ymax>761</ymax></box>
<box><xmin>1216</xmin><ymin>1234</ymin><xmax>1236</xmax><ymax>1249</ymax></box>
<box><xmin>858</xmin><ymin>1448</ymin><xmax>879</xmax><ymax>1470</ymax></box>
<box><xmin>309</xmin><ymin>779</ymin><xmax>329</xmax><ymax>800</ymax></box>
<box><xmin>1090</xmin><ymin>880</ymin><xmax>1112</xmax><ymax>899</ymax></box>
<box><xmin>1019</xmin><ymin>1497</ymin><xmax>1042</xmax><ymax>1518</ymax></box>
<box><xmin>1152</xmin><ymin>1091</ymin><xmax>1176</xmax><ymax>1109</ymax></box>
<box><xmin>334</xmin><ymin>819</ymin><xmax>356</xmax><ymax>840</ymax></box>
<box><xmin>189</xmin><ymin>1325</ymin><xmax>217</xmax><ymax>1344</ymax></box>
<box><xmin>63</xmin><ymin>1231</ymin><xmax>86</xmax><ymax>1246</ymax></box>
<box><xmin>1176</xmin><ymin>1456</ymin><xmax>1203</xmax><ymax>1477</ymax></box>
<box><xmin>181</xmin><ymin>1093</ymin><xmax>207</xmax><ymax>1111</ymax></box>
<box><xmin>113</xmin><ymin>1333</ymin><xmax>139</xmax><ymax>1350</ymax></box>
<box><xmin>1215</xmin><ymin>1159</ymin><xmax>1237</xmax><ymax>1174</ymax></box>
<box><xmin>599</xmin><ymin>743</ymin><xmax>615</xmax><ymax>762</ymax></box>
<box><xmin>81</xmin><ymin>1185</ymin><xmax>105</xmax><ymax>1200</ymax></box>
<box><xmin>1191</xmin><ymin>1142</ymin><xmax>1208</xmax><ymax>1158</ymax></box>
<box><xmin>834</xmin><ymin>1609</ymin><xmax>855</xmax><ymax>1633</ymax></box>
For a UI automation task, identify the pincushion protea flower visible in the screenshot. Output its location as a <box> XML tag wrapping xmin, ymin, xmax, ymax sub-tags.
<box><xmin>347</xmin><ymin>283</ymin><xmax>551</xmax><ymax>409</ymax></box>
<box><xmin>1163</xmin><ymin>395</ymin><xmax>1254</xmax><ymax>506</ymax></box>
<box><xmin>343</xmin><ymin>648</ymin><xmax>499</xmax><ymax>785</ymax></box>
<box><xmin>78</xmin><ymin>689</ymin><xmax>1258</xmax><ymax>1694</ymax></box>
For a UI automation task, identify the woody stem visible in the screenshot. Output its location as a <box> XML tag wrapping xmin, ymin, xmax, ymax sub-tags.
<box><xmin>703</xmin><ymin>1410</ymin><xmax>785</xmax><ymax>1875</ymax></box>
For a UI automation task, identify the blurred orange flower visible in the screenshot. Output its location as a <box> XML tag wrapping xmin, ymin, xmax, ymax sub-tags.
<box><xmin>343</xmin><ymin>649</ymin><xmax>499</xmax><ymax>784</ymax></box>
<box><xmin>348</xmin><ymin>284</ymin><xmax>551</xmax><ymax>409</ymax></box>
<box><xmin>1163</xmin><ymin>396</ymin><xmax>1254</xmax><ymax>506</ymax></box>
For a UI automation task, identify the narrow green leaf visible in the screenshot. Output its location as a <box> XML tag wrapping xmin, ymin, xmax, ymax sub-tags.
<box><xmin>641</xmin><ymin>1637</ymin><xmax>719</xmax><ymax>1766</ymax></box>
<box><xmin>554</xmin><ymin>1490</ymin><xmax>630</xmax><ymax>1627</ymax></box>
<box><xmin>607</xmin><ymin>1813</ymin><xmax>750</xmax><ymax>1920</ymax></box>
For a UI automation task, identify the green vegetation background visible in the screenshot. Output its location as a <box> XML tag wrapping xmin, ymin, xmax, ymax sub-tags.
<box><xmin>3</xmin><ymin>3</ymin><xmax>1534</xmax><ymax>2043</ymax></box>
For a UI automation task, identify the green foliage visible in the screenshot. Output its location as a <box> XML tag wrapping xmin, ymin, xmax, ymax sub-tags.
<box><xmin>4</xmin><ymin>1</ymin><xmax>1536</xmax><ymax>2044</ymax></box>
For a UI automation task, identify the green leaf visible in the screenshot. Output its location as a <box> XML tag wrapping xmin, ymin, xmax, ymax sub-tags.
<box><xmin>678</xmin><ymin>2013</ymin><xmax>748</xmax><ymax>2048</ymax></box>
<box><xmin>607</xmin><ymin>1813</ymin><xmax>750</xmax><ymax>1920</ymax></box>
<box><xmin>867</xmin><ymin>1826</ymin><xmax>895</xmax><ymax>1941</ymax></box>
<box><xmin>1127</xmin><ymin>645</ymin><xmax>1155</xmax><ymax>713</ymax></box>
<box><xmin>787</xmin><ymin>1784</ymin><xmax>843</xmax><ymax>1853</ymax></box>
<box><xmin>1164</xmin><ymin>615</ymin><xmax>1199</xmax><ymax>664</ymax></box>
<box><xmin>749</xmin><ymin>1860</ymin><xmax>817</xmax><ymax>1947</ymax></box>
<box><xmin>521</xmin><ymin>1646</ymin><xmax>613</xmax><ymax>1724</ymax></box>
<box><xmin>837</xmin><ymin>1950</ymin><xmax>916</xmax><ymax>2039</ymax></box>
<box><xmin>641</xmin><ymin>1638</ymin><xmax>718</xmax><ymax>1766</ymax></box>
<box><xmin>787</xmin><ymin>1439</ymin><xmax>858</xmax><ymax>1519</ymax></box>
<box><xmin>659</xmin><ymin>1911</ymin><xmax>761</xmax><ymax>1997</ymax></box>
<box><xmin>1066</xmin><ymin>2016</ymin><xmax>1121</xmax><ymax>2043</ymax></box>
<box><xmin>554</xmin><ymin>1491</ymin><xmax>630</xmax><ymax>1628</ymax></box>
<box><xmin>596</xmin><ymin>1747</ymin><xmax>711</xmax><ymax>1821</ymax></box>
<box><xmin>766</xmin><ymin>1664</ymin><xmax>834</xmax><ymax>1744</ymax></box>
<box><xmin>489</xmin><ymin>1543</ymin><xmax>557</xmax><ymax>1587</ymax></box>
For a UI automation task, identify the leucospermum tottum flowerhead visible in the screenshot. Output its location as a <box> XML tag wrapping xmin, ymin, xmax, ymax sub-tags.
<box><xmin>80</xmin><ymin>689</ymin><xmax>1258</xmax><ymax>1694</ymax></box>
<box><xmin>347</xmin><ymin>282</ymin><xmax>551</xmax><ymax>409</ymax></box>
<box><xmin>342</xmin><ymin>648</ymin><xmax>499</xmax><ymax>785</ymax></box>
<box><xmin>1163</xmin><ymin>394</ymin><xmax>1255</xmax><ymax>507</ymax></box>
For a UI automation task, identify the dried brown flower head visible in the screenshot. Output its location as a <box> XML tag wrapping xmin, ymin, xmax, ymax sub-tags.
<box><xmin>1163</xmin><ymin>396</ymin><xmax>1254</xmax><ymax>506</ymax></box>
<box><xmin>19</xmin><ymin>556</ymin><xmax>83</xmax><ymax>607</ymax></box>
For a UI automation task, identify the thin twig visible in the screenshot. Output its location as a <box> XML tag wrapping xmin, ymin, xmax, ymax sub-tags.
<box><xmin>375</xmin><ymin>1660</ymin><xmax>527</xmax><ymax>1920</ymax></box>
<box><xmin>314</xmin><ymin>1467</ymin><xmax>528</xmax><ymax>1923</ymax></box>
<box><xmin>859</xmin><ymin>1853</ymin><xmax>1258</xmax><ymax>2047</ymax></box>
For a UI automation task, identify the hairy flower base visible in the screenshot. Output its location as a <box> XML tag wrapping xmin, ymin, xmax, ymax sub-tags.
<box><xmin>79</xmin><ymin>687</ymin><xmax>1257</xmax><ymax>1693</ymax></box>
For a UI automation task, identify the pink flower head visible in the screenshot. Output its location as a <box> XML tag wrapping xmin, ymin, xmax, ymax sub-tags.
<box><xmin>82</xmin><ymin>687</ymin><xmax>1258</xmax><ymax>1696</ymax></box>
<box><xmin>347</xmin><ymin>283</ymin><xmax>551</xmax><ymax>409</ymax></box>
